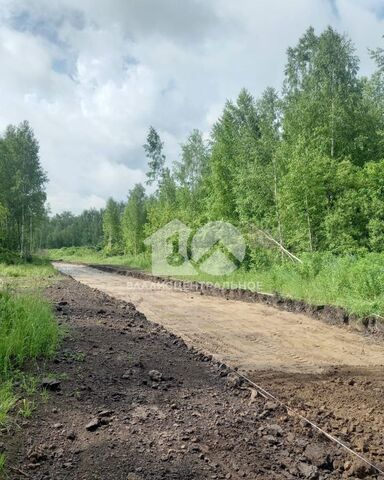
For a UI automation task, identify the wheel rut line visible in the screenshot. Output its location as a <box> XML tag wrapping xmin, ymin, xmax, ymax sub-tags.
<box><xmin>237</xmin><ymin>371</ymin><xmax>384</xmax><ymax>477</ymax></box>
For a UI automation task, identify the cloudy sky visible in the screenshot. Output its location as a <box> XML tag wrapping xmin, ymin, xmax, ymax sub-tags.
<box><xmin>0</xmin><ymin>0</ymin><xmax>383</xmax><ymax>214</ymax></box>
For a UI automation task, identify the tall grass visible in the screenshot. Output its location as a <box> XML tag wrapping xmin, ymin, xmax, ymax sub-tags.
<box><xmin>0</xmin><ymin>259</ymin><xmax>59</xmax><ymax>476</ymax></box>
<box><xmin>186</xmin><ymin>252</ymin><xmax>384</xmax><ymax>318</ymax></box>
<box><xmin>0</xmin><ymin>381</ymin><xmax>16</xmax><ymax>426</ymax></box>
<box><xmin>257</xmin><ymin>252</ymin><xmax>384</xmax><ymax>317</ymax></box>
<box><xmin>0</xmin><ymin>452</ymin><xmax>6</xmax><ymax>475</ymax></box>
<box><xmin>0</xmin><ymin>258</ymin><xmax>58</xmax><ymax>292</ymax></box>
<box><xmin>0</xmin><ymin>290</ymin><xmax>59</xmax><ymax>376</ymax></box>
<box><xmin>0</xmin><ymin>260</ymin><xmax>60</xmax><ymax>435</ymax></box>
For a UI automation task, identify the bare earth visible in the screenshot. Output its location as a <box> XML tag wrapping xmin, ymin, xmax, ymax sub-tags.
<box><xmin>9</xmin><ymin>276</ymin><xmax>351</xmax><ymax>479</ymax></box>
<box><xmin>5</xmin><ymin>264</ymin><xmax>384</xmax><ymax>478</ymax></box>
<box><xmin>51</xmin><ymin>263</ymin><xmax>384</xmax><ymax>476</ymax></box>
<box><xmin>54</xmin><ymin>263</ymin><xmax>384</xmax><ymax>375</ymax></box>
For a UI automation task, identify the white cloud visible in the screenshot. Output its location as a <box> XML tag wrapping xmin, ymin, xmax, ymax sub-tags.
<box><xmin>0</xmin><ymin>0</ymin><xmax>382</xmax><ymax>214</ymax></box>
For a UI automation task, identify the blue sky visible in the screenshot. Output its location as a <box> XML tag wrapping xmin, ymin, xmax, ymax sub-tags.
<box><xmin>0</xmin><ymin>0</ymin><xmax>383</xmax><ymax>214</ymax></box>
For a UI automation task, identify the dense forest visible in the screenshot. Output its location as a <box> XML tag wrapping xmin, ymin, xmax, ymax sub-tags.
<box><xmin>42</xmin><ymin>209</ymin><xmax>104</xmax><ymax>249</ymax></box>
<box><xmin>6</xmin><ymin>27</ymin><xmax>384</xmax><ymax>267</ymax></box>
<box><xmin>45</xmin><ymin>27</ymin><xmax>384</xmax><ymax>263</ymax></box>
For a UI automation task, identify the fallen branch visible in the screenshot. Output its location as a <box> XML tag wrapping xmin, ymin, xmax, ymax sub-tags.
<box><xmin>247</xmin><ymin>227</ymin><xmax>303</xmax><ymax>264</ymax></box>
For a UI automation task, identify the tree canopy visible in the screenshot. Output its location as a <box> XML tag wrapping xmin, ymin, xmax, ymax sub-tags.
<box><xmin>42</xmin><ymin>26</ymin><xmax>384</xmax><ymax>260</ymax></box>
<box><xmin>0</xmin><ymin>121</ymin><xmax>47</xmax><ymax>260</ymax></box>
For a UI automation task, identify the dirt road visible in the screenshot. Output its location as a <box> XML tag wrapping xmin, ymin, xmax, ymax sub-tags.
<box><xmin>4</xmin><ymin>265</ymin><xmax>384</xmax><ymax>478</ymax></box>
<box><xmin>50</xmin><ymin>263</ymin><xmax>384</xmax><ymax>476</ymax></box>
<box><xmin>54</xmin><ymin>263</ymin><xmax>384</xmax><ymax>375</ymax></box>
<box><xmin>4</xmin><ymin>277</ymin><xmax>352</xmax><ymax>479</ymax></box>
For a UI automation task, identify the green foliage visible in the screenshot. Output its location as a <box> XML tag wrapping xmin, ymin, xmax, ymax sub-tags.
<box><xmin>102</xmin><ymin>198</ymin><xmax>123</xmax><ymax>255</ymax></box>
<box><xmin>144</xmin><ymin>126</ymin><xmax>166</xmax><ymax>185</ymax></box>
<box><xmin>175</xmin><ymin>129</ymin><xmax>209</xmax><ymax>191</ymax></box>
<box><xmin>0</xmin><ymin>247</ymin><xmax>20</xmax><ymax>265</ymax></box>
<box><xmin>48</xmin><ymin>247</ymin><xmax>151</xmax><ymax>270</ymax></box>
<box><xmin>206</xmin><ymin>89</ymin><xmax>260</xmax><ymax>222</ymax></box>
<box><xmin>0</xmin><ymin>121</ymin><xmax>47</xmax><ymax>259</ymax></box>
<box><xmin>175</xmin><ymin>252</ymin><xmax>384</xmax><ymax>318</ymax></box>
<box><xmin>16</xmin><ymin>372</ymin><xmax>39</xmax><ymax>396</ymax></box>
<box><xmin>0</xmin><ymin>258</ymin><xmax>58</xmax><ymax>294</ymax></box>
<box><xmin>0</xmin><ymin>381</ymin><xmax>16</xmax><ymax>426</ymax></box>
<box><xmin>0</xmin><ymin>259</ymin><xmax>56</xmax><ymax>277</ymax></box>
<box><xmin>42</xmin><ymin>209</ymin><xmax>103</xmax><ymax>249</ymax></box>
<box><xmin>0</xmin><ymin>452</ymin><xmax>5</xmax><ymax>473</ymax></box>
<box><xmin>0</xmin><ymin>258</ymin><xmax>60</xmax><ymax>427</ymax></box>
<box><xmin>279</xmin><ymin>139</ymin><xmax>337</xmax><ymax>251</ymax></box>
<box><xmin>283</xmin><ymin>27</ymin><xmax>378</xmax><ymax>164</ymax></box>
<box><xmin>235</xmin><ymin>88</ymin><xmax>283</xmax><ymax>239</ymax></box>
<box><xmin>0</xmin><ymin>290</ymin><xmax>59</xmax><ymax>376</ymax></box>
<box><xmin>18</xmin><ymin>398</ymin><xmax>35</xmax><ymax>418</ymax></box>
<box><xmin>47</xmin><ymin>27</ymin><xmax>384</xmax><ymax>262</ymax></box>
<box><xmin>173</xmin><ymin>129</ymin><xmax>210</xmax><ymax>225</ymax></box>
<box><xmin>122</xmin><ymin>184</ymin><xmax>147</xmax><ymax>254</ymax></box>
<box><xmin>0</xmin><ymin>203</ymin><xmax>7</xmax><ymax>241</ymax></box>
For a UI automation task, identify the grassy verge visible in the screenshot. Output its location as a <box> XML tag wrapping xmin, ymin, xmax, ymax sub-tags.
<box><xmin>47</xmin><ymin>246</ymin><xmax>150</xmax><ymax>270</ymax></box>
<box><xmin>174</xmin><ymin>252</ymin><xmax>384</xmax><ymax>318</ymax></box>
<box><xmin>0</xmin><ymin>290</ymin><xmax>59</xmax><ymax>376</ymax></box>
<box><xmin>0</xmin><ymin>257</ymin><xmax>58</xmax><ymax>290</ymax></box>
<box><xmin>0</xmin><ymin>258</ymin><xmax>60</xmax><ymax>442</ymax></box>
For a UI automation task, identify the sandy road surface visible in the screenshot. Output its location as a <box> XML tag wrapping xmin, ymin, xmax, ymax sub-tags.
<box><xmin>54</xmin><ymin>263</ymin><xmax>384</xmax><ymax>375</ymax></box>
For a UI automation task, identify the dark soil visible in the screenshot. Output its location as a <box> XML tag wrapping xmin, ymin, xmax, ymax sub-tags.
<box><xmin>2</xmin><ymin>277</ymin><xmax>378</xmax><ymax>479</ymax></box>
<box><xmin>253</xmin><ymin>368</ymin><xmax>384</xmax><ymax>477</ymax></box>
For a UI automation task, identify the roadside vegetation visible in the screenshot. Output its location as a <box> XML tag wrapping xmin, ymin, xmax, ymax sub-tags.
<box><xmin>0</xmin><ymin>118</ymin><xmax>59</xmax><ymax>462</ymax></box>
<box><xmin>180</xmin><ymin>252</ymin><xmax>384</xmax><ymax>318</ymax></box>
<box><xmin>0</xmin><ymin>262</ymin><xmax>59</xmax><ymax>430</ymax></box>
<box><xmin>0</xmin><ymin>289</ymin><xmax>58</xmax><ymax>376</ymax></box>
<box><xmin>0</xmin><ymin>258</ymin><xmax>57</xmax><ymax>289</ymax></box>
<box><xmin>48</xmin><ymin>246</ymin><xmax>150</xmax><ymax>270</ymax></box>
<box><xmin>0</xmin><ymin>117</ymin><xmax>59</xmax><ymax>381</ymax></box>
<box><xmin>44</xmin><ymin>27</ymin><xmax>384</xmax><ymax>321</ymax></box>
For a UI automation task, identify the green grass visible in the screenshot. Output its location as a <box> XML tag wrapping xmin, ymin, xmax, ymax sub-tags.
<box><xmin>18</xmin><ymin>398</ymin><xmax>35</xmax><ymax>418</ymax></box>
<box><xmin>0</xmin><ymin>257</ymin><xmax>58</xmax><ymax>290</ymax></box>
<box><xmin>47</xmin><ymin>246</ymin><xmax>150</xmax><ymax>270</ymax></box>
<box><xmin>0</xmin><ymin>452</ymin><xmax>6</xmax><ymax>475</ymax></box>
<box><xmin>180</xmin><ymin>252</ymin><xmax>384</xmax><ymax>319</ymax></box>
<box><xmin>16</xmin><ymin>373</ymin><xmax>38</xmax><ymax>396</ymax></box>
<box><xmin>0</xmin><ymin>290</ymin><xmax>59</xmax><ymax>376</ymax></box>
<box><xmin>0</xmin><ymin>258</ymin><xmax>60</xmax><ymax>438</ymax></box>
<box><xmin>0</xmin><ymin>258</ymin><xmax>61</xmax><ymax>475</ymax></box>
<box><xmin>0</xmin><ymin>381</ymin><xmax>16</xmax><ymax>426</ymax></box>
